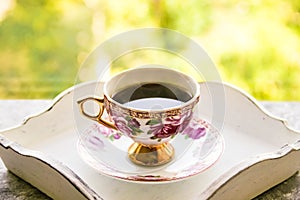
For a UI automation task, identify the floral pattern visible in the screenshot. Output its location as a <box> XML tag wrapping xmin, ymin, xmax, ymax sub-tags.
<box><xmin>112</xmin><ymin>115</ymin><xmax>143</xmax><ymax>137</ymax></box>
<box><xmin>80</xmin><ymin>118</ymin><xmax>223</xmax><ymax>183</ymax></box>
<box><xmin>95</xmin><ymin>106</ymin><xmax>207</xmax><ymax>142</ymax></box>
<box><xmin>148</xmin><ymin>117</ymin><xmax>180</xmax><ymax>140</ymax></box>
<box><xmin>88</xmin><ymin>123</ymin><xmax>122</xmax><ymax>141</ymax></box>
<box><xmin>146</xmin><ymin>111</ymin><xmax>194</xmax><ymax>141</ymax></box>
<box><xmin>96</xmin><ymin>108</ymin><xmax>207</xmax><ymax>142</ymax></box>
<box><xmin>182</xmin><ymin>119</ymin><xmax>206</xmax><ymax>140</ymax></box>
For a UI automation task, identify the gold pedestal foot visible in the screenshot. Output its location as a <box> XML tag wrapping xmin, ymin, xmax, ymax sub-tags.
<box><xmin>128</xmin><ymin>142</ymin><xmax>174</xmax><ymax>167</ymax></box>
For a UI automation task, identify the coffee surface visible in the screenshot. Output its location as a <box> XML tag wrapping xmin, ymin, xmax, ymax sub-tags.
<box><xmin>123</xmin><ymin>97</ymin><xmax>183</xmax><ymax>110</ymax></box>
<box><xmin>112</xmin><ymin>83</ymin><xmax>192</xmax><ymax>108</ymax></box>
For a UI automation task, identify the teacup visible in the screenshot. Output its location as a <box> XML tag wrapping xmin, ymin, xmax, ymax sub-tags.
<box><xmin>78</xmin><ymin>66</ymin><xmax>200</xmax><ymax>166</ymax></box>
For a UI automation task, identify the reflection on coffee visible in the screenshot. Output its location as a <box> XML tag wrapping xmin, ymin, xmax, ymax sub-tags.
<box><xmin>112</xmin><ymin>83</ymin><xmax>192</xmax><ymax>109</ymax></box>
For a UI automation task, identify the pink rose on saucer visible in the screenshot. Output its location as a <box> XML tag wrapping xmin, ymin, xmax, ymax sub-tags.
<box><xmin>182</xmin><ymin>119</ymin><xmax>206</xmax><ymax>140</ymax></box>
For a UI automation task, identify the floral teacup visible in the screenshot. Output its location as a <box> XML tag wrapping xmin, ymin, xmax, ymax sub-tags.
<box><xmin>78</xmin><ymin>66</ymin><xmax>200</xmax><ymax>166</ymax></box>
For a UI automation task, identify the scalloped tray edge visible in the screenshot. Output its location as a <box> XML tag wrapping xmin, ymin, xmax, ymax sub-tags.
<box><xmin>0</xmin><ymin>81</ymin><xmax>299</xmax><ymax>200</ymax></box>
<box><xmin>0</xmin><ymin>136</ymin><xmax>102</xmax><ymax>200</ymax></box>
<box><xmin>202</xmin><ymin>141</ymin><xmax>300</xmax><ymax>199</ymax></box>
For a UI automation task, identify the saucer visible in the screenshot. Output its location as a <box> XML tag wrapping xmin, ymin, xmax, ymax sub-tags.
<box><xmin>77</xmin><ymin>118</ymin><xmax>224</xmax><ymax>183</ymax></box>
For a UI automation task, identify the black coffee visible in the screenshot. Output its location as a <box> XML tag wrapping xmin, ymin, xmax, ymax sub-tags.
<box><xmin>112</xmin><ymin>83</ymin><xmax>192</xmax><ymax>105</ymax></box>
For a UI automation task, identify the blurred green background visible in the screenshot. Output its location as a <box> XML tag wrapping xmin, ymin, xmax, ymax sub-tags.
<box><xmin>0</xmin><ymin>0</ymin><xmax>299</xmax><ymax>100</ymax></box>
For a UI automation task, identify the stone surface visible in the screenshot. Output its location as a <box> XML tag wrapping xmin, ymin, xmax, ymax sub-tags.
<box><xmin>253</xmin><ymin>102</ymin><xmax>300</xmax><ymax>200</ymax></box>
<box><xmin>0</xmin><ymin>100</ymin><xmax>299</xmax><ymax>200</ymax></box>
<box><xmin>0</xmin><ymin>100</ymin><xmax>52</xmax><ymax>200</ymax></box>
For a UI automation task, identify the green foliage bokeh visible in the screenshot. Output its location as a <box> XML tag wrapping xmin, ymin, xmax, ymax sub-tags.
<box><xmin>0</xmin><ymin>0</ymin><xmax>299</xmax><ymax>100</ymax></box>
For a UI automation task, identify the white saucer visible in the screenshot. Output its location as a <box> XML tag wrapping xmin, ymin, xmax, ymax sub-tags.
<box><xmin>77</xmin><ymin>118</ymin><xmax>224</xmax><ymax>183</ymax></box>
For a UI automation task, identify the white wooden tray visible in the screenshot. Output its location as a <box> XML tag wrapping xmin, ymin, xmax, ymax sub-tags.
<box><xmin>0</xmin><ymin>81</ymin><xmax>299</xmax><ymax>200</ymax></box>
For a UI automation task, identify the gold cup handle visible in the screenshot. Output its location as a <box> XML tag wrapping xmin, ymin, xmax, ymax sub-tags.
<box><xmin>77</xmin><ymin>97</ymin><xmax>117</xmax><ymax>130</ymax></box>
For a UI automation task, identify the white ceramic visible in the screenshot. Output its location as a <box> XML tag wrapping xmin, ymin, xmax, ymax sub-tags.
<box><xmin>77</xmin><ymin>118</ymin><xmax>223</xmax><ymax>182</ymax></box>
<box><xmin>0</xmin><ymin>81</ymin><xmax>299</xmax><ymax>200</ymax></box>
<box><xmin>78</xmin><ymin>67</ymin><xmax>201</xmax><ymax>166</ymax></box>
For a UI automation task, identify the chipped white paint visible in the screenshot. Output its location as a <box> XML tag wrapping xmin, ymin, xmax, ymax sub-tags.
<box><xmin>0</xmin><ymin>82</ymin><xmax>299</xmax><ymax>200</ymax></box>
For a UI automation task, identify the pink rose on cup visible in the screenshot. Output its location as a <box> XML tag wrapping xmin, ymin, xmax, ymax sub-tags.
<box><xmin>147</xmin><ymin>111</ymin><xmax>193</xmax><ymax>141</ymax></box>
<box><xmin>113</xmin><ymin>116</ymin><xmax>132</xmax><ymax>136</ymax></box>
<box><xmin>112</xmin><ymin>114</ymin><xmax>142</xmax><ymax>137</ymax></box>
<box><xmin>148</xmin><ymin>118</ymin><xmax>180</xmax><ymax>140</ymax></box>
